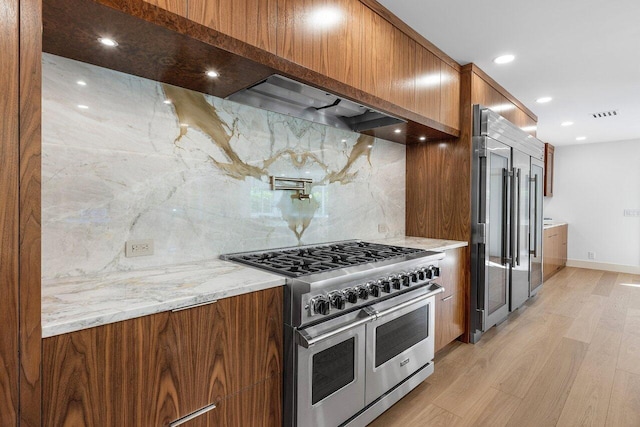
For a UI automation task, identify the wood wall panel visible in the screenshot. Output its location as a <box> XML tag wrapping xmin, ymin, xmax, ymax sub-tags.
<box><xmin>277</xmin><ymin>0</ymin><xmax>362</xmax><ymax>87</ymax></box>
<box><xmin>43</xmin><ymin>288</ymin><xmax>283</xmax><ymax>426</ymax></box>
<box><xmin>19</xmin><ymin>0</ymin><xmax>43</xmax><ymax>424</ymax></box>
<box><xmin>440</xmin><ymin>62</ymin><xmax>460</xmax><ymax>130</ymax></box>
<box><xmin>188</xmin><ymin>0</ymin><xmax>278</xmax><ymax>54</ymax></box>
<box><xmin>0</xmin><ymin>0</ymin><xmax>20</xmax><ymax>423</ymax></box>
<box><xmin>413</xmin><ymin>45</ymin><xmax>440</xmax><ymax>122</ymax></box>
<box><xmin>0</xmin><ymin>0</ymin><xmax>42</xmax><ymax>424</ymax></box>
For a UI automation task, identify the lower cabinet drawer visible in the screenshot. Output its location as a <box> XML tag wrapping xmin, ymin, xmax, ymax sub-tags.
<box><xmin>435</xmin><ymin>291</ymin><xmax>464</xmax><ymax>352</ymax></box>
<box><xmin>179</xmin><ymin>376</ymin><xmax>282</xmax><ymax>427</ymax></box>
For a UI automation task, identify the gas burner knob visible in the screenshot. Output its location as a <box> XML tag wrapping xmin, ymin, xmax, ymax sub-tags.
<box><xmin>410</xmin><ymin>271</ymin><xmax>419</xmax><ymax>283</ymax></box>
<box><xmin>426</xmin><ymin>267</ymin><xmax>434</xmax><ymax>280</ymax></box>
<box><xmin>431</xmin><ymin>266</ymin><xmax>441</xmax><ymax>278</ymax></box>
<box><xmin>378</xmin><ymin>278</ymin><xmax>391</xmax><ymax>293</ymax></box>
<box><xmin>344</xmin><ymin>288</ymin><xmax>358</xmax><ymax>304</ymax></box>
<box><xmin>418</xmin><ymin>268</ymin><xmax>426</xmax><ymax>281</ymax></box>
<box><xmin>399</xmin><ymin>273</ymin><xmax>410</xmax><ymax>287</ymax></box>
<box><xmin>328</xmin><ymin>291</ymin><xmax>346</xmax><ymax>310</ymax></box>
<box><xmin>309</xmin><ymin>295</ymin><xmax>331</xmax><ymax>316</ymax></box>
<box><xmin>390</xmin><ymin>275</ymin><xmax>401</xmax><ymax>290</ymax></box>
<box><xmin>356</xmin><ymin>285</ymin><xmax>370</xmax><ymax>300</ymax></box>
<box><xmin>368</xmin><ymin>282</ymin><xmax>381</xmax><ymax>298</ymax></box>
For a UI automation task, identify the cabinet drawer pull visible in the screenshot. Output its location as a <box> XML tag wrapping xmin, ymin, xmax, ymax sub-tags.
<box><xmin>170</xmin><ymin>402</ymin><xmax>217</xmax><ymax>426</ymax></box>
<box><xmin>172</xmin><ymin>299</ymin><xmax>218</xmax><ymax>312</ymax></box>
<box><xmin>441</xmin><ymin>295</ymin><xmax>454</xmax><ymax>302</ymax></box>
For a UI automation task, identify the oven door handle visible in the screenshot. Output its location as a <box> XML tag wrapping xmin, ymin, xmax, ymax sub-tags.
<box><xmin>370</xmin><ymin>284</ymin><xmax>444</xmax><ymax>320</ymax></box>
<box><xmin>297</xmin><ymin>312</ymin><xmax>375</xmax><ymax>349</ymax></box>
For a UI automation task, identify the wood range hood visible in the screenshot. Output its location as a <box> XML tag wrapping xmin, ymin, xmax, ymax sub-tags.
<box><xmin>42</xmin><ymin>0</ymin><xmax>460</xmax><ymax>144</ymax></box>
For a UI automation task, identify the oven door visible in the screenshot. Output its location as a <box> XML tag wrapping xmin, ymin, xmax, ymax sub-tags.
<box><xmin>296</xmin><ymin>310</ymin><xmax>370</xmax><ymax>427</ymax></box>
<box><xmin>365</xmin><ymin>285</ymin><xmax>438</xmax><ymax>405</ymax></box>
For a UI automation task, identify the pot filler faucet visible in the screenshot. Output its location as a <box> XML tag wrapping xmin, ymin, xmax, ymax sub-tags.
<box><xmin>270</xmin><ymin>176</ymin><xmax>313</xmax><ymax>200</ymax></box>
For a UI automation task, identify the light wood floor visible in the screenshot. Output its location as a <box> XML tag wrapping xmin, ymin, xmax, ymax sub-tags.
<box><xmin>369</xmin><ymin>267</ymin><xmax>640</xmax><ymax>427</ymax></box>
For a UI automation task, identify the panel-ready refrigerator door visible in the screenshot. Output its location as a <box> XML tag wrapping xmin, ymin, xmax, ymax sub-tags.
<box><xmin>510</xmin><ymin>149</ymin><xmax>531</xmax><ymax>310</ymax></box>
<box><xmin>530</xmin><ymin>158</ymin><xmax>544</xmax><ymax>294</ymax></box>
<box><xmin>476</xmin><ymin>136</ymin><xmax>512</xmax><ymax>330</ymax></box>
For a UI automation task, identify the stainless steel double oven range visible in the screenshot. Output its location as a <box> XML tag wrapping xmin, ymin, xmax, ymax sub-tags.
<box><xmin>222</xmin><ymin>241</ymin><xmax>444</xmax><ymax>427</ymax></box>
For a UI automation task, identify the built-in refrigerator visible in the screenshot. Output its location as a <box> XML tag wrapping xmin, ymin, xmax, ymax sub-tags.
<box><xmin>470</xmin><ymin>105</ymin><xmax>545</xmax><ymax>343</ymax></box>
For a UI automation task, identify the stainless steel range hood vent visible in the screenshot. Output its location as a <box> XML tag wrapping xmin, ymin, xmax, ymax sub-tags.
<box><xmin>226</xmin><ymin>74</ymin><xmax>405</xmax><ymax>132</ymax></box>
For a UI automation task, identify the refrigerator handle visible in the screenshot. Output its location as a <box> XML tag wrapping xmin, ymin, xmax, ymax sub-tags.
<box><xmin>530</xmin><ymin>174</ymin><xmax>539</xmax><ymax>257</ymax></box>
<box><xmin>515</xmin><ymin>169</ymin><xmax>521</xmax><ymax>266</ymax></box>
<box><xmin>502</xmin><ymin>168</ymin><xmax>511</xmax><ymax>265</ymax></box>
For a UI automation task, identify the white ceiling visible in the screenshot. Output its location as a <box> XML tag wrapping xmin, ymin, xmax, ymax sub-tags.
<box><xmin>377</xmin><ymin>0</ymin><xmax>640</xmax><ymax>146</ymax></box>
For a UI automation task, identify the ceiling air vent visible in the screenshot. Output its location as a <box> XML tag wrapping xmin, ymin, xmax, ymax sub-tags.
<box><xmin>591</xmin><ymin>110</ymin><xmax>618</xmax><ymax>118</ymax></box>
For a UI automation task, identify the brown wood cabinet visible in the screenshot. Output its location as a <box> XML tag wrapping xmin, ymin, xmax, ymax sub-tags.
<box><xmin>42</xmin><ymin>287</ymin><xmax>283</xmax><ymax>427</ymax></box>
<box><xmin>434</xmin><ymin>246</ymin><xmax>467</xmax><ymax>352</ymax></box>
<box><xmin>543</xmin><ymin>224</ymin><xmax>567</xmax><ymax>281</ymax></box>
<box><xmin>148</xmin><ymin>0</ymin><xmax>459</xmax><ymax>133</ymax></box>
<box><xmin>544</xmin><ymin>143</ymin><xmax>555</xmax><ymax>197</ymax></box>
<box><xmin>277</xmin><ymin>0</ymin><xmax>363</xmax><ymax>89</ymax></box>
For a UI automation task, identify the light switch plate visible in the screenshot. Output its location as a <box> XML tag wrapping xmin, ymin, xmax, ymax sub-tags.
<box><xmin>125</xmin><ymin>239</ymin><xmax>154</xmax><ymax>257</ymax></box>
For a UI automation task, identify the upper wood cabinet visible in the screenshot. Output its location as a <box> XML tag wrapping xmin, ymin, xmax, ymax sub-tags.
<box><xmin>140</xmin><ymin>0</ymin><xmax>461</xmax><ymax>134</ymax></box>
<box><xmin>440</xmin><ymin>62</ymin><xmax>460</xmax><ymax>129</ymax></box>
<box><xmin>144</xmin><ymin>0</ymin><xmax>187</xmax><ymax>16</ymax></box>
<box><xmin>186</xmin><ymin>0</ymin><xmax>278</xmax><ymax>54</ymax></box>
<box><xmin>544</xmin><ymin>142</ymin><xmax>555</xmax><ymax>197</ymax></box>
<box><xmin>43</xmin><ymin>288</ymin><xmax>283</xmax><ymax>426</ymax></box>
<box><xmin>413</xmin><ymin>45</ymin><xmax>440</xmax><ymax>122</ymax></box>
<box><xmin>277</xmin><ymin>0</ymin><xmax>363</xmax><ymax>88</ymax></box>
<box><xmin>360</xmin><ymin>6</ymin><xmax>393</xmax><ymax>102</ymax></box>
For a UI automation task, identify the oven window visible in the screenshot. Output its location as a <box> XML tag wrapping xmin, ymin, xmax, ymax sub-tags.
<box><xmin>375</xmin><ymin>306</ymin><xmax>428</xmax><ymax>367</ymax></box>
<box><xmin>312</xmin><ymin>337</ymin><xmax>355</xmax><ymax>405</ymax></box>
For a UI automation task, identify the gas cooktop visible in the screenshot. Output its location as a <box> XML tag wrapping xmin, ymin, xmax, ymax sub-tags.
<box><xmin>221</xmin><ymin>240</ymin><xmax>425</xmax><ymax>277</ymax></box>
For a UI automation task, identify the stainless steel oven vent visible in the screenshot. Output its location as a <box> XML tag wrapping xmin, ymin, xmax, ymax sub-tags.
<box><xmin>591</xmin><ymin>110</ymin><xmax>618</xmax><ymax>118</ymax></box>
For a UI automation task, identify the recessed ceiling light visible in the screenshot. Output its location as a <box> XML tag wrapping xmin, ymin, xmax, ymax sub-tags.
<box><xmin>163</xmin><ymin>99</ymin><xmax>172</xmax><ymax>105</ymax></box>
<box><xmin>206</xmin><ymin>70</ymin><xmax>219</xmax><ymax>78</ymax></box>
<box><xmin>98</xmin><ymin>37</ymin><xmax>118</xmax><ymax>47</ymax></box>
<box><xmin>536</xmin><ymin>96</ymin><xmax>552</xmax><ymax>104</ymax></box>
<box><xmin>576</xmin><ymin>136</ymin><xmax>587</xmax><ymax>141</ymax></box>
<box><xmin>367</xmin><ymin>144</ymin><xmax>373</xmax><ymax>148</ymax></box>
<box><xmin>494</xmin><ymin>54</ymin><xmax>515</xmax><ymax>64</ymax></box>
<box><xmin>76</xmin><ymin>80</ymin><xmax>87</xmax><ymax>86</ymax></box>
<box><xmin>77</xmin><ymin>104</ymin><xmax>89</xmax><ymax>109</ymax></box>
<box><xmin>394</xmin><ymin>129</ymin><xmax>401</xmax><ymax>134</ymax></box>
<box><xmin>419</xmin><ymin>136</ymin><xmax>426</xmax><ymax>141</ymax></box>
<box><xmin>180</xmin><ymin>123</ymin><xmax>189</xmax><ymax>127</ymax></box>
<box><xmin>341</xmin><ymin>139</ymin><xmax>347</xmax><ymax>143</ymax></box>
<box><xmin>521</xmin><ymin>125</ymin><xmax>537</xmax><ymax>132</ymax></box>
<box><xmin>561</xmin><ymin>121</ymin><xmax>574</xmax><ymax>127</ymax></box>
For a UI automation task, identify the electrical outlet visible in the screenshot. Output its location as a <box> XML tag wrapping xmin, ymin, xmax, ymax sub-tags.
<box><xmin>378</xmin><ymin>224</ymin><xmax>389</xmax><ymax>233</ymax></box>
<box><xmin>587</xmin><ymin>251</ymin><xmax>596</xmax><ymax>260</ymax></box>
<box><xmin>125</xmin><ymin>239</ymin><xmax>154</xmax><ymax>257</ymax></box>
<box><xmin>624</xmin><ymin>209</ymin><xmax>640</xmax><ymax>217</ymax></box>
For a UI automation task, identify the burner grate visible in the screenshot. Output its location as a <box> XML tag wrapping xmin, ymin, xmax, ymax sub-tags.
<box><xmin>224</xmin><ymin>241</ymin><xmax>425</xmax><ymax>277</ymax></box>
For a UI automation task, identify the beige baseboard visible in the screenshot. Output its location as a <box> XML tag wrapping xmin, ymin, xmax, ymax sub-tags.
<box><xmin>566</xmin><ymin>259</ymin><xmax>640</xmax><ymax>275</ymax></box>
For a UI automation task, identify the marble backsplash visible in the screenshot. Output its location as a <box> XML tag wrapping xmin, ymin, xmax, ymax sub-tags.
<box><xmin>42</xmin><ymin>54</ymin><xmax>406</xmax><ymax>279</ymax></box>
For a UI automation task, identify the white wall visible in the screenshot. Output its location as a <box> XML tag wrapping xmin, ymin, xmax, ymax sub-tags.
<box><xmin>544</xmin><ymin>139</ymin><xmax>640</xmax><ymax>272</ymax></box>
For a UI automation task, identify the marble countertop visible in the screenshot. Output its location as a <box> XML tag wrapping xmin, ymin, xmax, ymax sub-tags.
<box><xmin>544</xmin><ymin>221</ymin><xmax>568</xmax><ymax>230</ymax></box>
<box><xmin>42</xmin><ymin>236</ymin><xmax>468</xmax><ymax>338</ymax></box>
<box><xmin>372</xmin><ymin>236</ymin><xmax>468</xmax><ymax>252</ymax></box>
<box><xmin>42</xmin><ymin>259</ymin><xmax>285</xmax><ymax>338</ymax></box>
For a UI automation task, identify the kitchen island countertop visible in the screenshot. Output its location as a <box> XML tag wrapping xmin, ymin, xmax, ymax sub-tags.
<box><xmin>42</xmin><ymin>236</ymin><xmax>468</xmax><ymax>338</ymax></box>
<box><xmin>543</xmin><ymin>221</ymin><xmax>568</xmax><ymax>230</ymax></box>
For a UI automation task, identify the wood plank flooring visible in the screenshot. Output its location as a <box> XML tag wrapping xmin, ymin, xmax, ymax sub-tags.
<box><xmin>368</xmin><ymin>267</ymin><xmax>640</xmax><ymax>427</ymax></box>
